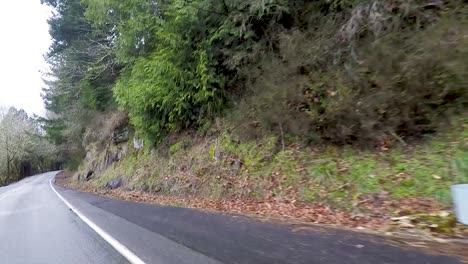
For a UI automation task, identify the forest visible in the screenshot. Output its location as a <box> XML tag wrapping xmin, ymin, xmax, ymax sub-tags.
<box><xmin>40</xmin><ymin>0</ymin><xmax>466</xmax><ymax>155</ymax></box>
<box><xmin>0</xmin><ymin>107</ymin><xmax>56</xmax><ymax>185</ymax></box>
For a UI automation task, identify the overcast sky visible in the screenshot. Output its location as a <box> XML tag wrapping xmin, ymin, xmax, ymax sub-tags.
<box><xmin>0</xmin><ymin>0</ymin><xmax>51</xmax><ymax>116</ymax></box>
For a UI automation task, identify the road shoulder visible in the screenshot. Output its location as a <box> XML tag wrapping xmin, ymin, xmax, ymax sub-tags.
<box><xmin>52</xmin><ymin>180</ymin><xmax>465</xmax><ymax>264</ymax></box>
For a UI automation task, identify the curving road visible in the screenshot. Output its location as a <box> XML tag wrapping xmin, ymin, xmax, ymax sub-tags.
<box><xmin>0</xmin><ymin>172</ymin><xmax>464</xmax><ymax>264</ymax></box>
<box><xmin>0</xmin><ymin>172</ymin><xmax>127</xmax><ymax>264</ymax></box>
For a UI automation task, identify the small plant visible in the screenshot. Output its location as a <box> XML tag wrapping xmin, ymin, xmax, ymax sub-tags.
<box><xmin>169</xmin><ymin>142</ymin><xmax>183</xmax><ymax>155</ymax></box>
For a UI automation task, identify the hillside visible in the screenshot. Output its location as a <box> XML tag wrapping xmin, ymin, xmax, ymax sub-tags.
<box><xmin>42</xmin><ymin>0</ymin><xmax>467</xmax><ymax>236</ymax></box>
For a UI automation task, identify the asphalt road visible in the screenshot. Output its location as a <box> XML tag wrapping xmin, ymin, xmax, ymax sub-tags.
<box><xmin>0</xmin><ymin>172</ymin><xmax>127</xmax><ymax>264</ymax></box>
<box><xmin>0</xmin><ymin>172</ymin><xmax>464</xmax><ymax>264</ymax></box>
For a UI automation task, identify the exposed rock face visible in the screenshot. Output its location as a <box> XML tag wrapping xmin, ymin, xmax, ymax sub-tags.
<box><xmin>112</xmin><ymin>126</ymin><xmax>129</xmax><ymax>144</ymax></box>
<box><xmin>85</xmin><ymin>151</ymin><xmax>93</xmax><ymax>161</ymax></box>
<box><xmin>85</xmin><ymin>170</ymin><xmax>94</xmax><ymax>181</ymax></box>
<box><xmin>78</xmin><ymin>122</ymin><xmax>134</xmax><ymax>188</ymax></box>
<box><xmin>106</xmin><ymin>152</ymin><xmax>119</xmax><ymax>167</ymax></box>
<box><xmin>77</xmin><ymin>170</ymin><xmax>94</xmax><ymax>182</ymax></box>
<box><xmin>101</xmin><ymin>144</ymin><xmax>129</xmax><ymax>171</ymax></box>
<box><xmin>118</xmin><ymin>145</ymin><xmax>128</xmax><ymax>160</ymax></box>
<box><xmin>105</xmin><ymin>178</ymin><xmax>123</xmax><ymax>189</ymax></box>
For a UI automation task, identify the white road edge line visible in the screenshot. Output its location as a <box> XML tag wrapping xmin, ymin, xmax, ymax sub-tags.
<box><xmin>0</xmin><ymin>175</ymin><xmax>46</xmax><ymax>202</ymax></box>
<box><xmin>49</xmin><ymin>179</ymin><xmax>147</xmax><ymax>264</ymax></box>
<box><xmin>0</xmin><ymin>191</ymin><xmax>13</xmax><ymax>202</ymax></box>
<box><xmin>0</xmin><ymin>187</ymin><xmax>21</xmax><ymax>202</ymax></box>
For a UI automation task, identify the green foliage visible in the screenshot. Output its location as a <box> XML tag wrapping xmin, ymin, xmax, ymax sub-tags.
<box><xmin>113</xmin><ymin>0</ymin><xmax>229</xmax><ymax>140</ymax></box>
<box><xmin>84</xmin><ymin>0</ymin><xmax>162</xmax><ymax>61</ymax></box>
<box><xmin>43</xmin><ymin>0</ymin><xmax>467</xmax><ymax>201</ymax></box>
<box><xmin>230</xmin><ymin>1</ymin><xmax>468</xmax><ymax>146</ymax></box>
<box><xmin>220</xmin><ymin>132</ymin><xmax>277</xmax><ymax>169</ymax></box>
<box><xmin>86</xmin><ymin>0</ymin><xmax>301</xmax><ymax>141</ymax></box>
<box><xmin>114</xmin><ymin>43</ymin><xmax>224</xmax><ymax>140</ymax></box>
<box><xmin>169</xmin><ymin>142</ymin><xmax>183</xmax><ymax>155</ymax></box>
<box><xmin>47</xmin><ymin>0</ymin><xmax>468</xmax><ymax>149</ymax></box>
<box><xmin>0</xmin><ymin>107</ymin><xmax>57</xmax><ymax>185</ymax></box>
<box><xmin>452</xmin><ymin>154</ymin><xmax>468</xmax><ymax>184</ymax></box>
<box><xmin>41</xmin><ymin>0</ymin><xmax>120</xmax><ymax>166</ymax></box>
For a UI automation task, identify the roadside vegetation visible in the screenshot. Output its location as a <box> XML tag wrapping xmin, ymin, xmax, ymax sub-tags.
<box><xmin>85</xmin><ymin>118</ymin><xmax>466</xmax><ymax>206</ymax></box>
<box><xmin>41</xmin><ymin>0</ymin><xmax>467</xmax><ymax>234</ymax></box>
<box><xmin>0</xmin><ymin>108</ymin><xmax>56</xmax><ymax>185</ymax></box>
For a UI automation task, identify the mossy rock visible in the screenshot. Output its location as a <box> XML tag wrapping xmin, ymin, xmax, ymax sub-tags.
<box><xmin>415</xmin><ymin>213</ymin><xmax>457</xmax><ymax>234</ymax></box>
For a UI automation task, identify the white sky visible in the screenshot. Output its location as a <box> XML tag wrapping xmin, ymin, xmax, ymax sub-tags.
<box><xmin>0</xmin><ymin>0</ymin><xmax>51</xmax><ymax>116</ymax></box>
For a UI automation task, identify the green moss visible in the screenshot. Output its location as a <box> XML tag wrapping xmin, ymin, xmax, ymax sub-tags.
<box><xmin>124</xmin><ymin>155</ymin><xmax>137</xmax><ymax>177</ymax></box>
<box><xmin>169</xmin><ymin>142</ymin><xmax>183</xmax><ymax>155</ymax></box>
<box><xmin>416</xmin><ymin>214</ymin><xmax>457</xmax><ymax>234</ymax></box>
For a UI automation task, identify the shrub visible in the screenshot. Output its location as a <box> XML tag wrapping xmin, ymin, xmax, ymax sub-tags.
<box><xmin>113</xmin><ymin>0</ymin><xmax>304</xmax><ymax>142</ymax></box>
<box><xmin>114</xmin><ymin>0</ymin><xmax>227</xmax><ymax>142</ymax></box>
<box><xmin>228</xmin><ymin>0</ymin><xmax>468</xmax><ymax>147</ymax></box>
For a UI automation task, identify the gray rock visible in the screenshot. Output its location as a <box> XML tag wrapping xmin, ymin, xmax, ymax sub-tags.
<box><xmin>142</xmin><ymin>183</ymin><xmax>161</xmax><ymax>193</ymax></box>
<box><xmin>105</xmin><ymin>178</ymin><xmax>123</xmax><ymax>189</ymax></box>
<box><xmin>99</xmin><ymin>160</ymin><xmax>106</xmax><ymax>171</ymax></box>
<box><xmin>112</xmin><ymin>127</ymin><xmax>129</xmax><ymax>144</ymax></box>
<box><xmin>152</xmin><ymin>185</ymin><xmax>162</xmax><ymax>193</ymax></box>
<box><xmin>232</xmin><ymin>159</ymin><xmax>242</xmax><ymax>175</ymax></box>
<box><xmin>139</xmin><ymin>183</ymin><xmax>149</xmax><ymax>192</ymax></box>
<box><xmin>112</xmin><ymin>151</ymin><xmax>120</xmax><ymax>162</ymax></box>
<box><xmin>213</xmin><ymin>139</ymin><xmax>220</xmax><ymax>161</ymax></box>
<box><xmin>163</xmin><ymin>178</ymin><xmax>176</xmax><ymax>190</ymax></box>
<box><xmin>133</xmin><ymin>136</ymin><xmax>144</xmax><ymax>151</ymax></box>
<box><xmin>85</xmin><ymin>170</ymin><xmax>94</xmax><ymax>181</ymax></box>
<box><xmin>150</xmin><ymin>147</ymin><xmax>157</xmax><ymax>157</ymax></box>
<box><xmin>118</xmin><ymin>145</ymin><xmax>128</xmax><ymax>160</ymax></box>
<box><xmin>170</xmin><ymin>183</ymin><xmax>192</xmax><ymax>193</ymax></box>
<box><xmin>117</xmin><ymin>151</ymin><xmax>123</xmax><ymax>162</ymax></box>
<box><xmin>85</xmin><ymin>151</ymin><xmax>93</xmax><ymax>161</ymax></box>
<box><xmin>105</xmin><ymin>152</ymin><xmax>119</xmax><ymax>167</ymax></box>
